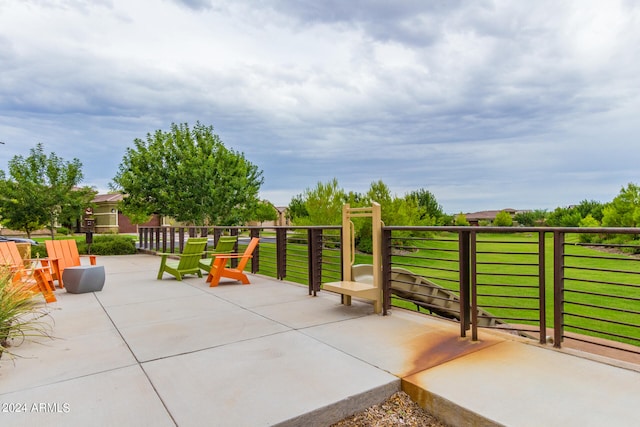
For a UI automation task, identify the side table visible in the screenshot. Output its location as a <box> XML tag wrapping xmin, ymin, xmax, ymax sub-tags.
<box><xmin>62</xmin><ymin>265</ymin><xmax>105</xmax><ymax>294</ymax></box>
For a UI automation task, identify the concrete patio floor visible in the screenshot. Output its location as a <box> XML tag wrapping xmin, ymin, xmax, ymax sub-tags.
<box><xmin>1</xmin><ymin>254</ymin><xmax>639</xmax><ymax>426</ymax></box>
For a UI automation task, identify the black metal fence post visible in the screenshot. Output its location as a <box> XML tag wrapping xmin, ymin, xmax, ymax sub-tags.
<box><xmin>149</xmin><ymin>230</ymin><xmax>156</xmax><ymax>250</ymax></box>
<box><xmin>308</xmin><ymin>228</ymin><xmax>323</xmax><ymax>296</ymax></box>
<box><xmin>382</xmin><ymin>227</ymin><xmax>392</xmax><ymax>315</ymax></box>
<box><xmin>459</xmin><ymin>230</ymin><xmax>471</xmax><ymax>338</ymax></box>
<box><xmin>230</xmin><ymin>229</ymin><xmax>239</xmax><ymax>268</ymax></box>
<box><xmin>470</xmin><ymin>230</ymin><xmax>478</xmax><ymax>341</ymax></box>
<box><xmin>276</xmin><ymin>228</ymin><xmax>287</xmax><ymax>280</ymax></box>
<box><xmin>178</xmin><ymin>228</ymin><xmax>185</xmax><ymax>253</ymax></box>
<box><xmin>169</xmin><ymin>227</ymin><xmax>176</xmax><ymax>253</ymax></box>
<box><xmin>539</xmin><ymin>231</ymin><xmax>547</xmax><ymax>345</ymax></box>
<box><xmin>250</xmin><ymin>228</ymin><xmax>260</xmax><ymax>274</ymax></box>
<box><xmin>139</xmin><ymin>227</ymin><xmax>144</xmax><ymax>250</ymax></box>
<box><xmin>161</xmin><ymin>227</ymin><xmax>167</xmax><ymax>253</ymax></box>
<box><xmin>553</xmin><ymin>231</ymin><xmax>564</xmax><ymax>348</ymax></box>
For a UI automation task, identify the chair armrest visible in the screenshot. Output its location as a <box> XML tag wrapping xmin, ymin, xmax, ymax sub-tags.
<box><xmin>81</xmin><ymin>255</ymin><xmax>97</xmax><ymax>265</ymax></box>
<box><xmin>211</xmin><ymin>253</ymin><xmax>249</xmax><ymax>259</ymax></box>
<box><xmin>204</xmin><ymin>250</ymin><xmax>234</xmax><ymax>255</ymax></box>
<box><xmin>158</xmin><ymin>252</ymin><xmax>206</xmax><ymax>258</ymax></box>
<box><xmin>26</xmin><ymin>257</ymin><xmax>54</xmax><ymax>264</ymax></box>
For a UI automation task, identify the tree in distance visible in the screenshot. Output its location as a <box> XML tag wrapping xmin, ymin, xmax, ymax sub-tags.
<box><xmin>493</xmin><ymin>210</ymin><xmax>513</xmax><ymax>226</ymax></box>
<box><xmin>111</xmin><ymin>122</ymin><xmax>264</xmax><ymax>226</ymax></box>
<box><xmin>0</xmin><ymin>143</ymin><xmax>95</xmax><ymax>238</ymax></box>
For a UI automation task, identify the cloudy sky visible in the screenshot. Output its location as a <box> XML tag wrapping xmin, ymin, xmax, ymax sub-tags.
<box><xmin>1</xmin><ymin>0</ymin><xmax>639</xmax><ymax>214</ymax></box>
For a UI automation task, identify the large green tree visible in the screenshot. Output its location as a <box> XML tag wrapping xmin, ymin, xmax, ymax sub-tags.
<box><xmin>493</xmin><ymin>210</ymin><xmax>513</xmax><ymax>226</ymax></box>
<box><xmin>253</xmin><ymin>200</ymin><xmax>278</xmax><ymax>225</ymax></box>
<box><xmin>602</xmin><ymin>183</ymin><xmax>640</xmax><ymax>227</ymax></box>
<box><xmin>111</xmin><ymin>122</ymin><xmax>264</xmax><ymax>226</ymax></box>
<box><xmin>0</xmin><ymin>143</ymin><xmax>93</xmax><ymax>238</ymax></box>
<box><xmin>292</xmin><ymin>178</ymin><xmax>346</xmax><ymax>226</ymax></box>
<box><xmin>546</xmin><ymin>206</ymin><xmax>582</xmax><ymax>227</ymax></box>
<box><xmin>366</xmin><ymin>180</ymin><xmax>424</xmax><ymax>227</ymax></box>
<box><xmin>575</xmin><ymin>199</ymin><xmax>605</xmax><ymax>222</ymax></box>
<box><xmin>513</xmin><ymin>209</ymin><xmax>547</xmax><ymax>226</ymax></box>
<box><xmin>406</xmin><ymin>188</ymin><xmax>444</xmax><ymax>223</ymax></box>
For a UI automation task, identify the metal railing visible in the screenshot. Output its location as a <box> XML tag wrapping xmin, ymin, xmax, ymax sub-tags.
<box><xmin>138</xmin><ymin>225</ymin><xmax>640</xmax><ymax>358</ymax></box>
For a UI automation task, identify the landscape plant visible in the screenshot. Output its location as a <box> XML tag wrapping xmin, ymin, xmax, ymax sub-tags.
<box><xmin>454</xmin><ymin>212</ymin><xmax>470</xmax><ymax>226</ymax></box>
<box><xmin>0</xmin><ymin>268</ymin><xmax>52</xmax><ymax>358</ymax></box>
<box><xmin>493</xmin><ymin>210</ymin><xmax>513</xmax><ymax>226</ymax></box>
<box><xmin>79</xmin><ymin>235</ymin><xmax>137</xmax><ymax>255</ymax></box>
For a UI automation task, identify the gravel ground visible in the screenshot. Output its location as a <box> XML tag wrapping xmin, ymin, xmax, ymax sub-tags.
<box><xmin>331</xmin><ymin>391</ymin><xmax>449</xmax><ymax>427</ymax></box>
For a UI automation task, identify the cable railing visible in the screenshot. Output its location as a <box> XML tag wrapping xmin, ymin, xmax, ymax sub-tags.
<box><xmin>138</xmin><ymin>225</ymin><xmax>640</xmax><ymax>358</ymax></box>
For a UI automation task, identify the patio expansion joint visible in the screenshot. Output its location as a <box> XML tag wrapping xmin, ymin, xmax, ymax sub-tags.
<box><xmin>0</xmin><ymin>360</ymin><xmax>143</xmax><ymax>397</ymax></box>
<box><xmin>295</xmin><ymin>328</ymin><xmax>397</xmax><ymax>377</ymax></box>
<box><xmin>137</xmin><ymin>329</ymin><xmax>295</xmax><ymax>364</ymax></box>
<box><xmin>92</xmin><ymin>292</ymin><xmax>181</xmax><ymax>426</ymax></box>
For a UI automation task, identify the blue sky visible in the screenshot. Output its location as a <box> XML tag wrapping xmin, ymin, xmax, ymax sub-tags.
<box><xmin>1</xmin><ymin>0</ymin><xmax>639</xmax><ymax>213</ymax></box>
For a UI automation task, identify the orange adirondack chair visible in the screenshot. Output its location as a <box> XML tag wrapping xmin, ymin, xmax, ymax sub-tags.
<box><xmin>0</xmin><ymin>241</ymin><xmax>57</xmax><ymax>303</ymax></box>
<box><xmin>206</xmin><ymin>237</ymin><xmax>259</xmax><ymax>287</ymax></box>
<box><xmin>43</xmin><ymin>239</ymin><xmax>97</xmax><ymax>288</ymax></box>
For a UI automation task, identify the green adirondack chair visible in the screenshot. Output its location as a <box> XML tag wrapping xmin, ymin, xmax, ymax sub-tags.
<box><xmin>157</xmin><ymin>238</ymin><xmax>208</xmax><ymax>281</ymax></box>
<box><xmin>198</xmin><ymin>235</ymin><xmax>238</xmax><ymax>274</ymax></box>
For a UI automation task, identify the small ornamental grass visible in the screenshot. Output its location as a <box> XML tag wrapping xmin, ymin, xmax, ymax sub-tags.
<box><xmin>0</xmin><ymin>267</ymin><xmax>53</xmax><ymax>359</ymax></box>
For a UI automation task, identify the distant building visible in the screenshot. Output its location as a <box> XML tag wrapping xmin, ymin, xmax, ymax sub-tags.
<box><xmin>465</xmin><ymin>208</ymin><xmax>519</xmax><ymax>226</ymax></box>
<box><xmin>245</xmin><ymin>204</ymin><xmax>289</xmax><ymax>227</ymax></box>
<box><xmin>91</xmin><ymin>194</ymin><xmax>161</xmax><ymax>233</ymax></box>
<box><xmin>92</xmin><ymin>194</ymin><xmax>288</xmax><ymax>232</ymax></box>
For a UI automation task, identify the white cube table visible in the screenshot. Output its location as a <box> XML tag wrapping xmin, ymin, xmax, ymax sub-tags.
<box><xmin>62</xmin><ymin>265</ymin><xmax>105</xmax><ymax>294</ymax></box>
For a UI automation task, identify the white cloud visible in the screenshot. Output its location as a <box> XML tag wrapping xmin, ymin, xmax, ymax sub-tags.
<box><xmin>1</xmin><ymin>0</ymin><xmax>639</xmax><ymax>213</ymax></box>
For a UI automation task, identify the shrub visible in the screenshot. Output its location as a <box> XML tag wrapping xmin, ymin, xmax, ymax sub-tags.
<box><xmin>356</xmin><ymin>235</ymin><xmax>373</xmax><ymax>254</ymax></box>
<box><xmin>0</xmin><ymin>268</ymin><xmax>52</xmax><ymax>358</ymax></box>
<box><xmin>31</xmin><ymin>244</ymin><xmax>48</xmax><ymax>258</ymax></box>
<box><xmin>493</xmin><ymin>211</ymin><xmax>513</xmax><ymax>227</ymax></box>
<box><xmin>56</xmin><ymin>227</ymin><xmax>70</xmax><ymax>235</ymax></box>
<box><xmin>81</xmin><ymin>235</ymin><xmax>137</xmax><ymax>255</ymax></box>
<box><xmin>455</xmin><ymin>213</ymin><xmax>470</xmax><ymax>226</ymax></box>
<box><xmin>578</xmin><ymin>214</ymin><xmax>601</xmax><ymax>243</ymax></box>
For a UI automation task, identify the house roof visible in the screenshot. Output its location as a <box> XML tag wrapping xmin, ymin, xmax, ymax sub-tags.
<box><xmin>92</xmin><ymin>193</ymin><xmax>123</xmax><ymax>203</ymax></box>
<box><xmin>465</xmin><ymin>208</ymin><xmax>518</xmax><ymax>221</ymax></box>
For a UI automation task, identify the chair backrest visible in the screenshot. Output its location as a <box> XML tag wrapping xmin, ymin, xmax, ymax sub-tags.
<box><xmin>45</xmin><ymin>239</ymin><xmax>81</xmax><ymax>270</ymax></box>
<box><xmin>237</xmin><ymin>238</ymin><xmax>260</xmax><ymax>271</ymax></box>
<box><xmin>178</xmin><ymin>238</ymin><xmax>208</xmax><ymax>270</ymax></box>
<box><xmin>212</xmin><ymin>236</ymin><xmax>237</xmax><ymax>254</ymax></box>
<box><xmin>0</xmin><ymin>241</ymin><xmax>23</xmax><ymax>271</ymax></box>
<box><xmin>0</xmin><ymin>242</ymin><xmax>40</xmax><ymax>285</ymax></box>
<box><xmin>15</xmin><ymin>243</ymin><xmax>31</xmax><ymax>261</ymax></box>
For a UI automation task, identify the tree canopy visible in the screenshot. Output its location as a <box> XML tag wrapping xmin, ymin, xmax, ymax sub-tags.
<box><xmin>0</xmin><ymin>143</ymin><xmax>94</xmax><ymax>238</ymax></box>
<box><xmin>111</xmin><ymin>122</ymin><xmax>264</xmax><ymax>226</ymax></box>
<box><xmin>602</xmin><ymin>183</ymin><xmax>640</xmax><ymax>228</ymax></box>
<box><xmin>253</xmin><ymin>200</ymin><xmax>279</xmax><ymax>225</ymax></box>
<box><xmin>493</xmin><ymin>210</ymin><xmax>513</xmax><ymax>226</ymax></box>
<box><xmin>288</xmin><ymin>178</ymin><xmax>444</xmax><ymax>252</ymax></box>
